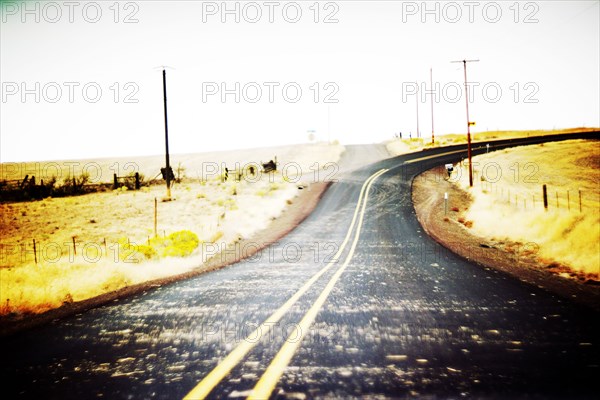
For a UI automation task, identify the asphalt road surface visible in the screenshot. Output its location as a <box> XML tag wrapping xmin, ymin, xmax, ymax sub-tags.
<box><xmin>4</xmin><ymin>133</ymin><xmax>599</xmax><ymax>399</ymax></box>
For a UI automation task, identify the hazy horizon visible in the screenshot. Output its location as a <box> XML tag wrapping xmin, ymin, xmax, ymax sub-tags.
<box><xmin>2</xmin><ymin>1</ymin><xmax>599</xmax><ymax>162</ymax></box>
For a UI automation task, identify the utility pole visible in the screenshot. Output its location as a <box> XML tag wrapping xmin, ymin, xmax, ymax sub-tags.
<box><xmin>451</xmin><ymin>59</ymin><xmax>479</xmax><ymax>187</ymax></box>
<box><xmin>415</xmin><ymin>83</ymin><xmax>420</xmax><ymax>139</ymax></box>
<box><xmin>162</xmin><ymin>69</ymin><xmax>172</xmax><ymax>200</ymax></box>
<box><xmin>430</xmin><ymin>67</ymin><xmax>434</xmax><ymax>145</ymax></box>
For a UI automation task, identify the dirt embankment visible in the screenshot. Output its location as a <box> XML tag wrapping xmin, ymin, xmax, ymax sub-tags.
<box><xmin>0</xmin><ymin>181</ymin><xmax>331</xmax><ymax>337</ymax></box>
<box><xmin>413</xmin><ymin>167</ymin><xmax>600</xmax><ymax>312</ymax></box>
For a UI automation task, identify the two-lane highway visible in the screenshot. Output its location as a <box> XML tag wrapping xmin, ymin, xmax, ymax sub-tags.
<box><xmin>4</xmin><ymin>134</ymin><xmax>599</xmax><ymax>399</ymax></box>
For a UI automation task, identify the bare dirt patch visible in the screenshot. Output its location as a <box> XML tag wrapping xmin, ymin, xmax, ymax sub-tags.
<box><xmin>413</xmin><ymin>166</ymin><xmax>600</xmax><ymax>312</ymax></box>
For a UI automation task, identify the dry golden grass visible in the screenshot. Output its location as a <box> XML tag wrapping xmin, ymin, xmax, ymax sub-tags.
<box><xmin>0</xmin><ymin>177</ymin><xmax>294</xmax><ymax>315</ymax></box>
<box><xmin>386</xmin><ymin>127</ymin><xmax>598</xmax><ymax>156</ymax></box>
<box><xmin>452</xmin><ymin>139</ymin><xmax>599</xmax><ymax>278</ymax></box>
<box><xmin>437</xmin><ymin>127</ymin><xmax>598</xmax><ymax>145</ymax></box>
<box><xmin>0</xmin><ymin>144</ymin><xmax>345</xmax><ymax>316</ymax></box>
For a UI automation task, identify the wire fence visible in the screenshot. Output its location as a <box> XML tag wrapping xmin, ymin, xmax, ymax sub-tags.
<box><xmin>476</xmin><ymin>178</ymin><xmax>589</xmax><ymax>213</ymax></box>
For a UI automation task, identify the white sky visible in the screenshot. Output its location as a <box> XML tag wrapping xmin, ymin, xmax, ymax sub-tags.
<box><xmin>1</xmin><ymin>0</ymin><xmax>599</xmax><ymax>162</ymax></box>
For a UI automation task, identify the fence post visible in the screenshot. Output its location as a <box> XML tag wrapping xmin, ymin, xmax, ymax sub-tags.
<box><xmin>542</xmin><ymin>184</ymin><xmax>548</xmax><ymax>210</ymax></box>
<box><xmin>72</xmin><ymin>237</ymin><xmax>77</xmax><ymax>256</ymax></box>
<box><xmin>135</xmin><ymin>172</ymin><xmax>140</xmax><ymax>190</ymax></box>
<box><xmin>444</xmin><ymin>192</ymin><xmax>448</xmax><ymax>215</ymax></box>
<box><xmin>33</xmin><ymin>239</ymin><xmax>37</xmax><ymax>264</ymax></box>
<box><xmin>556</xmin><ymin>192</ymin><xmax>559</xmax><ymax>208</ymax></box>
<box><xmin>113</xmin><ymin>174</ymin><xmax>118</xmax><ymax>189</ymax></box>
<box><xmin>567</xmin><ymin>190</ymin><xmax>570</xmax><ymax>211</ymax></box>
<box><xmin>579</xmin><ymin>189</ymin><xmax>582</xmax><ymax>213</ymax></box>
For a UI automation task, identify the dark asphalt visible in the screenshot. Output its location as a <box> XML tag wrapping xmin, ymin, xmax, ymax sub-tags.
<box><xmin>3</xmin><ymin>133</ymin><xmax>599</xmax><ymax>399</ymax></box>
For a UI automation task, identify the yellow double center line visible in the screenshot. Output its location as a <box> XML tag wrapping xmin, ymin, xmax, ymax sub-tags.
<box><xmin>184</xmin><ymin>168</ymin><xmax>388</xmax><ymax>400</ymax></box>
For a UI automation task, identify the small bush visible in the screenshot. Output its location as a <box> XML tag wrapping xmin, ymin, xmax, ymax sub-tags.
<box><xmin>51</xmin><ymin>173</ymin><xmax>90</xmax><ymax>196</ymax></box>
<box><xmin>150</xmin><ymin>230</ymin><xmax>200</xmax><ymax>258</ymax></box>
<box><xmin>116</xmin><ymin>231</ymin><xmax>200</xmax><ymax>261</ymax></box>
<box><xmin>116</xmin><ymin>238</ymin><xmax>147</xmax><ymax>263</ymax></box>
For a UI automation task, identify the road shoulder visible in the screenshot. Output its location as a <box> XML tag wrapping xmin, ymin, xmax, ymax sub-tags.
<box><xmin>412</xmin><ymin>166</ymin><xmax>600</xmax><ymax>312</ymax></box>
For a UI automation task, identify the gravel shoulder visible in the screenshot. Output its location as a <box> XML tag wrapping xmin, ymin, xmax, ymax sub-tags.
<box><xmin>413</xmin><ymin>166</ymin><xmax>600</xmax><ymax>312</ymax></box>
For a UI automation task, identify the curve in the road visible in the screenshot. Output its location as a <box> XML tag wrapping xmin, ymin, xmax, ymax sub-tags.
<box><xmin>3</xmin><ymin>132</ymin><xmax>599</xmax><ymax>399</ymax></box>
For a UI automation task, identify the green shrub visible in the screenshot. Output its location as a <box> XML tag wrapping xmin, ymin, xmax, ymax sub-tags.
<box><xmin>117</xmin><ymin>230</ymin><xmax>200</xmax><ymax>261</ymax></box>
<box><xmin>116</xmin><ymin>238</ymin><xmax>148</xmax><ymax>263</ymax></box>
<box><xmin>150</xmin><ymin>230</ymin><xmax>200</xmax><ymax>258</ymax></box>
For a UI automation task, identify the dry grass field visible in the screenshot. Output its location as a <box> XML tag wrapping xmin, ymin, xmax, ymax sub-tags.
<box><xmin>452</xmin><ymin>139</ymin><xmax>599</xmax><ymax>278</ymax></box>
<box><xmin>0</xmin><ymin>143</ymin><xmax>345</xmax><ymax>185</ymax></box>
<box><xmin>386</xmin><ymin>127</ymin><xmax>598</xmax><ymax>156</ymax></box>
<box><xmin>0</xmin><ymin>143</ymin><xmax>345</xmax><ymax>316</ymax></box>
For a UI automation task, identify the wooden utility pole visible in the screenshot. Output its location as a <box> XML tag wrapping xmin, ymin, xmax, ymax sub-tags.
<box><xmin>451</xmin><ymin>59</ymin><xmax>479</xmax><ymax>187</ymax></box>
<box><xmin>162</xmin><ymin>69</ymin><xmax>172</xmax><ymax>200</ymax></box>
